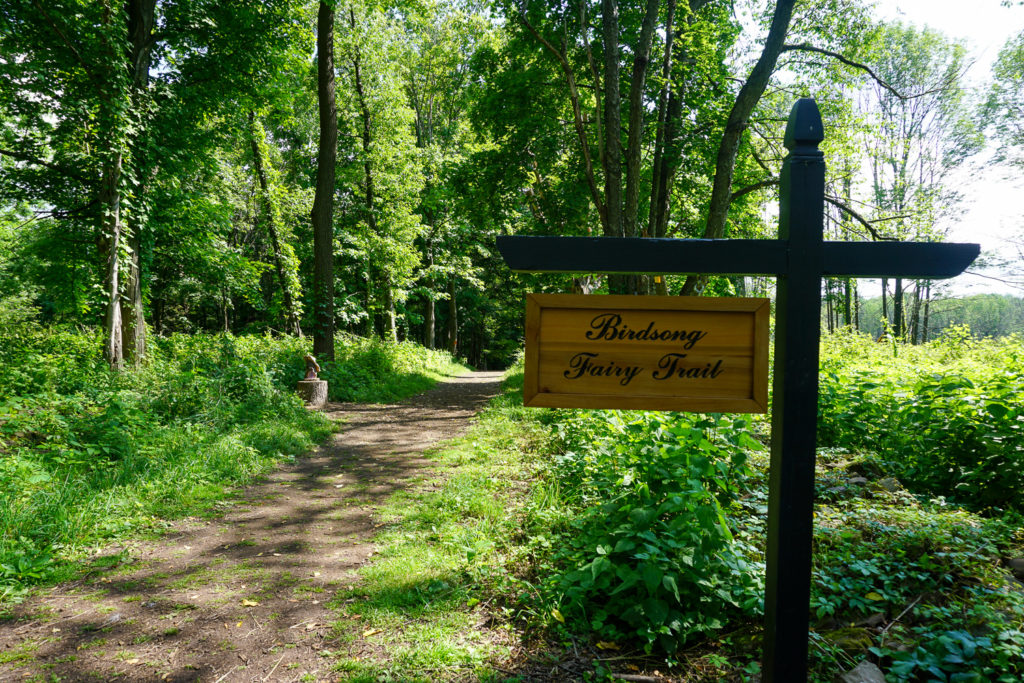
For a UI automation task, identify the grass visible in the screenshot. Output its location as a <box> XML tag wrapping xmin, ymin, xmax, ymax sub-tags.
<box><xmin>324</xmin><ymin>371</ymin><xmax>545</xmax><ymax>680</ymax></box>
<box><xmin>0</xmin><ymin>327</ymin><xmax>469</xmax><ymax>600</ymax></box>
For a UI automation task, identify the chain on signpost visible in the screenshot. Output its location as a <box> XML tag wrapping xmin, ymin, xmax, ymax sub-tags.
<box><xmin>496</xmin><ymin>98</ymin><xmax>979</xmax><ymax>682</ymax></box>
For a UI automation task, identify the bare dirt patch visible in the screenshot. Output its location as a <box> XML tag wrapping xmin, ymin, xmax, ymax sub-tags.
<box><xmin>0</xmin><ymin>371</ymin><xmax>504</xmax><ymax>682</ymax></box>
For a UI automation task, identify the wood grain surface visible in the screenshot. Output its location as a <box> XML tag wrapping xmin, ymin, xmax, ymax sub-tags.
<box><xmin>524</xmin><ymin>294</ymin><xmax>768</xmax><ymax>412</ymax></box>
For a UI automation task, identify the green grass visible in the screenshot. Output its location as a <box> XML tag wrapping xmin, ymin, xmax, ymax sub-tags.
<box><xmin>325</xmin><ymin>371</ymin><xmax>545</xmax><ymax>681</ymax></box>
<box><xmin>0</xmin><ymin>326</ymin><xmax>469</xmax><ymax>599</ymax></box>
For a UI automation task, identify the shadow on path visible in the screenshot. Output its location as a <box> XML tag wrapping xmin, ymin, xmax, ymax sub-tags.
<box><xmin>0</xmin><ymin>371</ymin><xmax>504</xmax><ymax>682</ymax></box>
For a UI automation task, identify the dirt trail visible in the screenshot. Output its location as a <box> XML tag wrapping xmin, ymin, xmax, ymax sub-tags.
<box><xmin>0</xmin><ymin>371</ymin><xmax>504</xmax><ymax>682</ymax></box>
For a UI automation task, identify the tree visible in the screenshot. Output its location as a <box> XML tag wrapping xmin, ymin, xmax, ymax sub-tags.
<box><xmin>311</xmin><ymin>0</ymin><xmax>337</xmax><ymax>360</ymax></box>
<box><xmin>0</xmin><ymin>0</ymin><xmax>312</xmax><ymax>364</ymax></box>
<box><xmin>859</xmin><ymin>22</ymin><xmax>980</xmax><ymax>341</ymax></box>
<box><xmin>335</xmin><ymin>2</ymin><xmax>424</xmax><ymax>342</ymax></box>
<box><xmin>986</xmin><ymin>30</ymin><xmax>1024</xmax><ymax>168</ymax></box>
<box><xmin>475</xmin><ymin>0</ymin><xmax>890</xmax><ymax>297</ymax></box>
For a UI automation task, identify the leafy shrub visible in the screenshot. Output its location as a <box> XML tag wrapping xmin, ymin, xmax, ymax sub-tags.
<box><xmin>320</xmin><ymin>334</ymin><xmax>465</xmax><ymax>402</ymax></box>
<box><xmin>812</xmin><ymin>503</ymin><xmax>1013</xmax><ymax>619</ymax></box>
<box><xmin>818</xmin><ymin>330</ymin><xmax>1024</xmax><ymax>509</ymax></box>
<box><xmin>537</xmin><ymin>411</ymin><xmax>764</xmax><ymax>651</ymax></box>
<box><xmin>872</xmin><ymin>627</ymin><xmax>1024</xmax><ymax>683</ymax></box>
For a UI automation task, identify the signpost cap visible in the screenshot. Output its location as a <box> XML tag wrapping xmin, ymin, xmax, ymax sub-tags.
<box><xmin>783</xmin><ymin>98</ymin><xmax>824</xmax><ymax>150</ymax></box>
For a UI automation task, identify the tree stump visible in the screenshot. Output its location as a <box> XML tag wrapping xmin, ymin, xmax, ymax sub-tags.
<box><xmin>296</xmin><ymin>379</ymin><xmax>328</xmax><ymax>409</ymax></box>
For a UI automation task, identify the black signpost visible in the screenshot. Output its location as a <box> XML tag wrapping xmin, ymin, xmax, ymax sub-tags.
<box><xmin>496</xmin><ymin>98</ymin><xmax>980</xmax><ymax>681</ymax></box>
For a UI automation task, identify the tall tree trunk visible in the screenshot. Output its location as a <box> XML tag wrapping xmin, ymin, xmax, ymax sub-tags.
<box><xmin>601</xmin><ymin>0</ymin><xmax>623</xmax><ymax>240</ymax></box>
<box><xmin>122</xmin><ymin>225</ymin><xmax>145</xmax><ymax>363</ymax></box>
<box><xmin>881</xmin><ymin>278</ymin><xmax>889</xmax><ymax>335</ymax></box>
<box><xmin>922</xmin><ymin>282</ymin><xmax>931</xmax><ymax>342</ymax></box>
<box><xmin>893</xmin><ymin>277</ymin><xmax>904</xmax><ymax>340</ymax></box>
<box><xmin>622</xmin><ymin>0</ymin><xmax>662</xmax><ymax>242</ymax></box>
<box><xmin>424</xmin><ymin>243</ymin><xmax>435</xmax><ymax>348</ymax></box>
<box><xmin>383</xmin><ymin>286</ymin><xmax>397</xmax><ymax>342</ymax></box>
<box><xmin>681</xmin><ymin>0</ymin><xmax>796</xmax><ymax>295</ymax></box>
<box><xmin>121</xmin><ymin>0</ymin><xmax>156</xmax><ymax>367</ymax></box>
<box><xmin>350</xmin><ymin>9</ymin><xmax>388</xmax><ymax>332</ymax></box>
<box><xmin>853</xmin><ymin>280</ymin><xmax>860</xmax><ymax>331</ymax></box>
<box><xmin>826</xmin><ymin>280</ymin><xmax>835</xmax><ymax>333</ymax></box>
<box><xmin>446</xmin><ymin>278</ymin><xmax>457</xmax><ymax>355</ymax></box>
<box><xmin>311</xmin><ymin>1</ymin><xmax>337</xmax><ymax>360</ymax></box>
<box><xmin>910</xmin><ymin>280</ymin><xmax>922</xmax><ymax>344</ymax></box>
<box><xmin>249</xmin><ymin>112</ymin><xmax>303</xmax><ymax>337</ymax></box>
<box><xmin>425</xmin><ymin>296</ymin><xmax>435</xmax><ymax>348</ymax></box>
<box><xmin>101</xmin><ymin>151</ymin><xmax>124</xmax><ymax>371</ymax></box>
<box><xmin>646</xmin><ymin>0</ymin><xmax>676</xmax><ymax>240</ymax></box>
<box><xmin>843</xmin><ymin>278</ymin><xmax>852</xmax><ymax>328</ymax></box>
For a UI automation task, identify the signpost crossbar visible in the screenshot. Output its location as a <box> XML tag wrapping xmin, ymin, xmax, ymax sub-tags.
<box><xmin>496</xmin><ymin>236</ymin><xmax>979</xmax><ymax>280</ymax></box>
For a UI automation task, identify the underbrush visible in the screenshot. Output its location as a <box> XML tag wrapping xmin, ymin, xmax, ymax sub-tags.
<box><xmin>0</xmin><ymin>324</ymin><xmax>466</xmax><ymax>599</ymax></box>
<box><xmin>818</xmin><ymin>326</ymin><xmax>1024</xmax><ymax>510</ymax></box>
<box><xmin>407</xmin><ymin>332</ymin><xmax>1024</xmax><ymax>681</ymax></box>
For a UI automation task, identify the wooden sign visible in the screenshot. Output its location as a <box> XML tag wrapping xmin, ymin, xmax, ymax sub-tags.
<box><xmin>525</xmin><ymin>294</ymin><xmax>769</xmax><ymax>412</ymax></box>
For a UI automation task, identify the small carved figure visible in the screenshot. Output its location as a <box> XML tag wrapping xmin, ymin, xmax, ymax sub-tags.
<box><xmin>304</xmin><ymin>354</ymin><xmax>321</xmax><ymax>380</ymax></box>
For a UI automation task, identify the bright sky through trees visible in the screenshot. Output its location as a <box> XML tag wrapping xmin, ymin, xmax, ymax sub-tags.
<box><xmin>878</xmin><ymin>0</ymin><xmax>1024</xmax><ymax>294</ymax></box>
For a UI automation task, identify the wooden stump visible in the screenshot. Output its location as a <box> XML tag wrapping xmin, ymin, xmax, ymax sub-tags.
<box><xmin>296</xmin><ymin>379</ymin><xmax>328</xmax><ymax>409</ymax></box>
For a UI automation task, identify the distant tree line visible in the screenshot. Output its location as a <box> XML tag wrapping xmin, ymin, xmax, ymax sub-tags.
<box><xmin>845</xmin><ymin>293</ymin><xmax>1024</xmax><ymax>341</ymax></box>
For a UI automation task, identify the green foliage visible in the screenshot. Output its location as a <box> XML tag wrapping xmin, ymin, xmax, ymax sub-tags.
<box><xmin>0</xmin><ymin>324</ymin><xmax>466</xmax><ymax>596</ymax></box>
<box><xmin>818</xmin><ymin>329</ymin><xmax>1024</xmax><ymax>509</ymax></box>
<box><xmin>986</xmin><ymin>29</ymin><xmax>1024</xmax><ymax>168</ymax></box>
<box><xmin>535</xmin><ymin>410</ymin><xmax>764</xmax><ymax>652</ymax></box>
<box><xmin>872</xmin><ymin>628</ymin><xmax>1024</xmax><ymax>682</ymax></box>
<box><xmin>319</xmin><ymin>335</ymin><xmax>467</xmax><ymax>402</ymax></box>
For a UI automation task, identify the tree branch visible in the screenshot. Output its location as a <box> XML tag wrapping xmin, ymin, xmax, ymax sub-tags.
<box><xmin>0</xmin><ymin>147</ymin><xmax>91</xmax><ymax>183</ymax></box>
<box><xmin>781</xmin><ymin>44</ymin><xmax>951</xmax><ymax>101</ymax></box>
<box><xmin>824</xmin><ymin>196</ymin><xmax>899</xmax><ymax>241</ymax></box>
<box><xmin>518</xmin><ymin>12</ymin><xmax>607</xmax><ymax>229</ymax></box>
<box><xmin>730</xmin><ymin>179</ymin><xmax>778</xmax><ymax>202</ymax></box>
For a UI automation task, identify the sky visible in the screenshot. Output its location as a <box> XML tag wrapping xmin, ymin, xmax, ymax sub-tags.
<box><xmin>873</xmin><ymin>0</ymin><xmax>1024</xmax><ymax>295</ymax></box>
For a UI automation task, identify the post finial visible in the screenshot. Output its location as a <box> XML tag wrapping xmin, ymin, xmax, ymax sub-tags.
<box><xmin>783</xmin><ymin>98</ymin><xmax>824</xmax><ymax>151</ymax></box>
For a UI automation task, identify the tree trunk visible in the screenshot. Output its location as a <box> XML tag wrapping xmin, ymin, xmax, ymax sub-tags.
<box><xmin>425</xmin><ymin>295</ymin><xmax>435</xmax><ymax>348</ymax></box>
<box><xmin>311</xmin><ymin>1</ymin><xmax>337</xmax><ymax>360</ymax></box>
<box><xmin>826</xmin><ymin>280</ymin><xmax>834</xmax><ymax>333</ymax></box>
<box><xmin>647</xmin><ymin>0</ymin><xmax>678</xmax><ymax>249</ymax></box>
<box><xmin>601</xmin><ymin>0</ymin><xmax>623</xmax><ymax>240</ymax></box>
<box><xmin>101</xmin><ymin>151</ymin><xmax>124</xmax><ymax>371</ymax></box>
<box><xmin>622</xmin><ymin>0</ymin><xmax>662</xmax><ymax>242</ymax></box>
<box><xmin>843</xmin><ymin>278</ymin><xmax>852</xmax><ymax>328</ymax></box>
<box><xmin>881</xmin><ymin>278</ymin><xmax>889</xmax><ymax>334</ymax></box>
<box><xmin>897</xmin><ymin>276</ymin><xmax>905</xmax><ymax>339</ymax></box>
<box><xmin>681</xmin><ymin>0</ymin><xmax>796</xmax><ymax>295</ymax></box>
<box><xmin>446</xmin><ymin>278</ymin><xmax>457</xmax><ymax>355</ymax></box>
<box><xmin>424</xmin><ymin>242</ymin><xmax>435</xmax><ymax>348</ymax></box>
<box><xmin>122</xmin><ymin>224</ymin><xmax>145</xmax><ymax>364</ymax></box>
<box><xmin>910</xmin><ymin>280</ymin><xmax>922</xmax><ymax>344</ymax></box>
<box><xmin>922</xmin><ymin>281</ymin><xmax>931</xmax><ymax>342</ymax></box>
<box><xmin>121</xmin><ymin>0</ymin><xmax>156</xmax><ymax>367</ymax></box>
<box><xmin>854</xmin><ymin>280</ymin><xmax>860</xmax><ymax>331</ymax></box>
<box><xmin>383</xmin><ymin>279</ymin><xmax>397</xmax><ymax>342</ymax></box>
<box><xmin>350</xmin><ymin>9</ymin><xmax>389</xmax><ymax>332</ymax></box>
<box><xmin>249</xmin><ymin>112</ymin><xmax>303</xmax><ymax>337</ymax></box>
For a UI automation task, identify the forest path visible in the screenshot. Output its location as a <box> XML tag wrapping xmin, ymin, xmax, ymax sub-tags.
<box><xmin>0</xmin><ymin>371</ymin><xmax>505</xmax><ymax>682</ymax></box>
